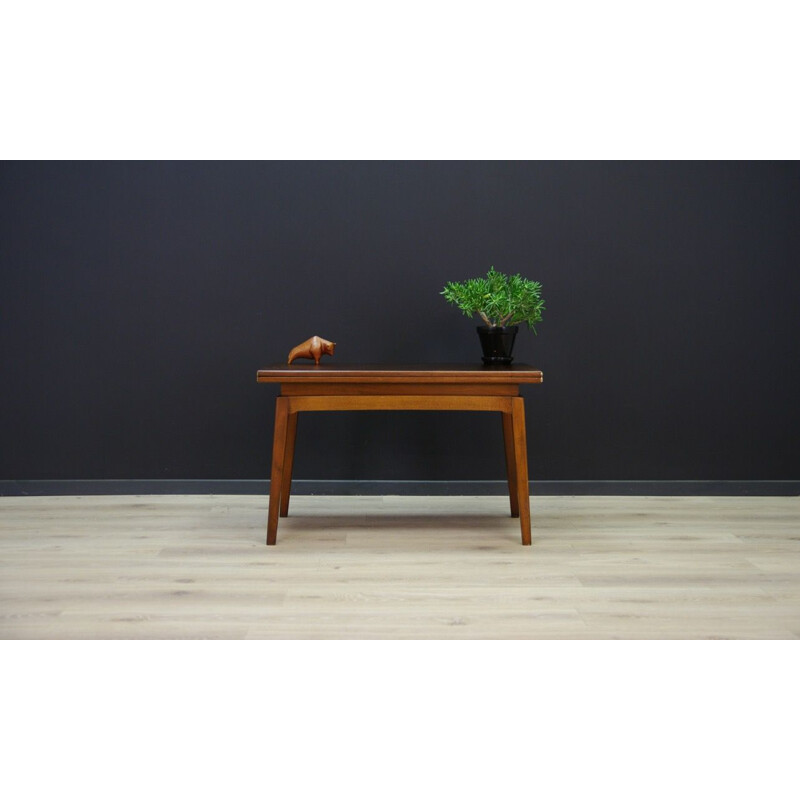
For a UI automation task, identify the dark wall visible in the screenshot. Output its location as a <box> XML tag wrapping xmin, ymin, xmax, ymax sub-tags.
<box><xmin>1</xmin><ymin>161</ymin><xmax>799</xmax><ymax>483</ymax></box>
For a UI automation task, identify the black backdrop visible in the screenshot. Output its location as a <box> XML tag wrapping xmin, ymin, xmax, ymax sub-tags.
<box><xmin>1</xmin><ymin>161</ymin><xmax>799</xmax><ymax>488</ymax></box>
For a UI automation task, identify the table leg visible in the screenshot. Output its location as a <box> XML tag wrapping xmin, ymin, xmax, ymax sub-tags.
<box><xmin>511</xmin><ymin>397</ymin><xmax>532</xmax><ymax>546</ymax></box>
<box><xmin>267</xmin><ymin>397</ymin><xmax>290</xmax><ymax>545</ymax></box>
<box><xmin>280</xmin><ymin>412</ymin><xmax>298</xmax><ymax>517</ymax></box>
<box><xmin>501</xmin><ymin>411</ymin><xmax>520</xmax><ymax>518</ymax></box>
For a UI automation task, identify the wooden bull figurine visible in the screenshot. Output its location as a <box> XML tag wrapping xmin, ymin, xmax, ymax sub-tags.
<box><xmin>287</xmin><ymin>335</ymin><xmax>336</xmax><ymax>365</ymax></box>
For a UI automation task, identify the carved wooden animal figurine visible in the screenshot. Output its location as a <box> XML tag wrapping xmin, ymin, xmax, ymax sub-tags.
<box><xmin>287</xmin><ymin>335</ymin><xmax>336</xmax><ymax>365</ymax></box>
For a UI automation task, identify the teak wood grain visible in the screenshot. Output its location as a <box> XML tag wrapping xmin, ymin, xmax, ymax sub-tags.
<box><xmin>257</xmin><ymin>364</ymin><xmax>543</xmax><ymax>546</ymax></box>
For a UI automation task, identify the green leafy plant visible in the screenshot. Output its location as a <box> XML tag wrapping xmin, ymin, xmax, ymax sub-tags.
<box><xmin>441</xmin><ymin>266</ymin><xmax>545</xmax><ymax>332</ymax></box>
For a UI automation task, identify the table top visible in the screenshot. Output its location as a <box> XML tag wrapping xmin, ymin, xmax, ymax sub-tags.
<box><xmin>256</xmin><ymin>363</ymin><xmax>543</xmax><ymax>384</ymax></box>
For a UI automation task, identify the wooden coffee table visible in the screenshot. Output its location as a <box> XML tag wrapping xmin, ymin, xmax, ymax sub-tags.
<box><xmin>256</xmin><ymin>364</ymin><xmax>543</xmax><ymax>545</ymax></box>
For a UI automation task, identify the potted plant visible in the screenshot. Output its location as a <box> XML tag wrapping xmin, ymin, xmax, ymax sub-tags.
<box><xmin>441</xmin><ymin>265</ymin><xmax>545</xmax><ymax>364</ymax></box>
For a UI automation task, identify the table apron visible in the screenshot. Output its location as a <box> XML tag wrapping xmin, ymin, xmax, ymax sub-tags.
<box><xmin>284</xmin><ymin>395</ymin><xmax>516</xmax><ymax>412</ymax></box>
<box><xmin>279</xmin><ymin>382</ymin><xmax>520</xmax><ymax>396</ymax></box>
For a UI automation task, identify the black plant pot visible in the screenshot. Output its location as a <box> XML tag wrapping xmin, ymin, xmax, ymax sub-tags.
<box><xmin>476</xmin><ymin>325</ymin><xmax>518</xmax><ymax>365</ymax></box>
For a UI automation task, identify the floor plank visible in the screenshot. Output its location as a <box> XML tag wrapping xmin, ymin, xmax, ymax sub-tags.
<box><xmin>1</xmin><ymin>494</ymin><xmax>798</xmax><ymax>639</ymax></box>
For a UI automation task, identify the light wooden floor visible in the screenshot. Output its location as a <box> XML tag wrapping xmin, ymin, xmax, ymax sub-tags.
<box><xmin>1</xmin><ymin>494</ymin><xmax>798</xmax><ymax>639</ymax></box>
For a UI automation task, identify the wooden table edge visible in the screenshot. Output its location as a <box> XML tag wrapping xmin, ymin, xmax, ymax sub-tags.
<box><xmin>256</xmin><ymin>367</ymin><xmax>544</xmax><ymax>384</ymax></box>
